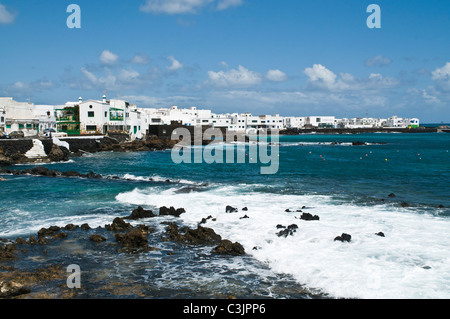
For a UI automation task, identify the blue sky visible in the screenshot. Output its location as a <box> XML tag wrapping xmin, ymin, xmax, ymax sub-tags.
<box><xmin>0</xmin><ymin>0</ymin><xmax>449</xmax><ymax>122</ymax></box>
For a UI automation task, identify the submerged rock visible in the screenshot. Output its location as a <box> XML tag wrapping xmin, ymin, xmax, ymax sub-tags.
<box><xmin>0</xmin><ymin>280</ymin><xmax>31</xmax><ymax>298</ymax></box>
<box><xmin>212</xmin><ymin>240</ymin><xmax>245</xmax><ymax>256</ymax></box>
<box><xmin>115</xmin><ymin>228</ymin><xmax>149</xmax><ymax>249</ymax></box>
<box><xmin>164</xmin><ymin>222</ymin><xmax>222</xmax><ymax>246</ymax></box>
<box><xmin>90</xmin><ymin>234</ymin><xmax>106</xmax><ymax>242</ymax></box>
<box><xmin>105</xmin><ymin>217</ymin><xmax>133</xmax><ymax>231</ymax></box>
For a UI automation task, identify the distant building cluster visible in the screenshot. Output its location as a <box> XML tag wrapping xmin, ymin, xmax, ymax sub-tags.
<box><xmin>0</xmin><ymin>95</ymin><xmax>420</xmax><ymax>140</ymax></box>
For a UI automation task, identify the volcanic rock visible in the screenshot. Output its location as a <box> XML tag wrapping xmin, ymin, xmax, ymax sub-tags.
<box><xmin>300</xmin><ymin>212</ymin><xmax>320</xmax><ymax>221</ymax></box>
<box><xmin>105</xmin><ymin>217</ymin><xmax>133</xmax><ymax>231</ymax></box>
<box><xmin>124</xmin><ymin>206</ymin><xmax>156</xmax><ymax>220</ymax></box>
<box><xmin>212</xmin><ymin>240</ymin><xmax>245</xmax><ymax>256</ymax></box>
<box><xmin>334</xmin><ymin>233</ymin><xmax>352</xmax><ymax>242</ymax></box>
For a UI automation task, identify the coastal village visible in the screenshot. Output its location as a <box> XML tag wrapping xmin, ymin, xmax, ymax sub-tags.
<box><xmin>0</xmin><ymin>95</ymin><xmax>421</xmax><ymax>141</ymax></box>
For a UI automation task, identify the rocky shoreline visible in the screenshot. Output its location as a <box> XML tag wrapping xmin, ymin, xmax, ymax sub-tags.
<box><xmin>0</xmin><ymin>136</ymin><xmax>178</xmax><ymax>166</ymax></box>
<box><xmin>0</xmin><ymin>205</ymin><xmax>250</xmax><ymax>299</ymax></box>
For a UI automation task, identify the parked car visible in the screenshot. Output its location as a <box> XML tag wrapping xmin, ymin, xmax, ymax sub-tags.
<box><xmin>45</xmin><ymin>132</ymin><xmax>68</xmax><ymax>138</ymax></box>
<box><xmin>0</xmin><ymin>133</ymin><xmax>11</xmax><ymax>139</ymax></box>
<box><xmin>9</xmin><ymin>131</ymin><xmax>25</xmax><ymax>139</ymax></box>
<box><xmin>43</xmin><ymin>128</ymin><xmax>56</xmax><ymax>138</ymax></box>
<box><xmin>43</xmin><ymin>128</ymin><xmax>56</xmax><ymax>134</ymax></box>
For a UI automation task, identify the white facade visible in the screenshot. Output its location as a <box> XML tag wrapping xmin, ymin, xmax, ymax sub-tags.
<box><xmin>33</xmin><ymin>105</ymin><xmax>57</xmax><ymax>134</ymax></box>
<box><xmin>0</xmin><ymin>97</ymin><xmax>39</xmax><ymax>136</ymax></box>
<box><xmin>78</xmin><ymin>96</ymin><xmax>143</xmax><ymax>139</ymax></box>
<box><xmin>285</xmin><ymin>117</ymin><xmax>306</xmax><ymax>129</ymax></box>
<box><xmin>79</xmin><ymin>98</ymin><xmax>111</xmax><ymax>134</ymax></box>
<box><xmin>0</xmin><ymin>105</ymin><xmax>5</xmax><ymax>133</ymax></box>
<box><xmin>305</xmin><ymin>116</ymin><xmax>336</xmax><ymax>128</ymax></box>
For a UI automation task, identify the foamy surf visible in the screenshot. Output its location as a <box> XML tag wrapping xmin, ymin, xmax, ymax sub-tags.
<box><xmin>115</xmin><ymin>184</ymin><xmax>450</xmax><ymax>299</ymax></box>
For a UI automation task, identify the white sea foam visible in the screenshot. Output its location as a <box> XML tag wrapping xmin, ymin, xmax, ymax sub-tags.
<box><xmin>279</xmin><ymin>142</ymin><xmax>385</xmax><ymax>147</ymax></box>
<box><xmin>122</xmin><ymin>173</ymin><xmax>207</xmax><ymax>186</ymax></box>
<box><xmin>115</xmin><ymin>185</ymin><xmax>450</xmax><ymax>299</ymax></box>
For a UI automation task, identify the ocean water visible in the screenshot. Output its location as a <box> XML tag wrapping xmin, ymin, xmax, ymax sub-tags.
<box><xmin>1</xmin><ymin>132</ymin><xmax>449</xmax><ymax>299</ymax></box>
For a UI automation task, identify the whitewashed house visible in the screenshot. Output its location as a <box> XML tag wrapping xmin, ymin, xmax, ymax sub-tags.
<box><xmin>0</xmin><ymin>97</ymin><xmax>39</xmax><ymax>136</ymax></box>
<box><xmin>304</xmin><ymin>116</ymin><xmax>336</xmax><ymax>128</ymax></box>
<box><xmin>79</xmin><ymin>95</ymin><xmax>112</xmax><ymax>134</ymax></box>
<box><xmin>78</xmin><ymin>95</ymin><xmax>143</xmax><ymax>140</ymax></box>
<box><xmin>33</xmin><ymin>105</ymin><xmax>57</xmax><ymax>134</ymax></box>
<box><xmin>285</xmin><ymin>117</ymin><xmax>306</xmax><ymax>129</ymax></box>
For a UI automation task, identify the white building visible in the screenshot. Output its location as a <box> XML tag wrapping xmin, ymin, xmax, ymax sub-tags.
<box><xmin>78</xmin><ymin>95</ymin><xmax>143</xmax><ymax>140</ymax></box>
<box><xmin>305</xmin><ymin>116</ymin><xmax>336</xmax><ymax>128</ymax></box>
<box><xmin>0</xmin><ymin>97</ymin><xmax>39</xmax><ymax>136</ymax></box>
<box><xmin>385</xmin><ymin>116</ymin><xmax>419</xmax><ymax>128</ymax></box>
<box><xmin>284</xmin><ymin>116</ymin><xmax>306</xmax><ymax>129</ymax></box>
<box><xmin>33</xmin><ymin>105</ymin><xmax>57</xmax><ymax>134</ymax></box>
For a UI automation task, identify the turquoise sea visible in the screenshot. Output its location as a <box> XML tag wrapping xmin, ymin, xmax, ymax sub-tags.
<box><xmin>1</xmin><ymin>132</ymin><xmax>449</xmax><ymax>298</ymax></box>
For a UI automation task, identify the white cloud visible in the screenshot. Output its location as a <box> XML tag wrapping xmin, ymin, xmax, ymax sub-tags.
<box><xmin>266</xmin><ymin>69</ymin><xmax>288</xmax><ymax>82</ymax></box>
<box><xmin>304</xmin><ymin>64</ymin><xmax>398</xmax><ymax>91</ymax></box>
<box><xmin>131</xmin><ymin>54</ymin><xmax>150</xmax><ymax>65</ymax></box>
<box><xmin>0</xmin><ymin>4</ymin><xmax>16</xmax><ymax>24</ymax></box>
<box><xmin>167</xmin><ymin>56</ymin><xmax>183</xmax><ymax>71</ymax></box>
<box><xmin>208</xmin><ymin>65</ymin><xmax>262</xmax><ymax>88</ymax></box>
<box><xmin>81</xmin><ymin>68</ymin><xmax>98</xmax><ymax>84</ymax></box>
<box><xmin>99</xmin><ymin>50</ymin><xmax>119</xmax><ymax>65</ymax></box>
<box><xmin>1</xmin><ymin>79</ymin><xmax>53</xmax><ymax>98</ymax></box>
<box><xmin>140</xmin><ymin>0</ymin><xmax>213</xmax><ymax>14</ymax></box>
<box><xmin>304</xmin><ymin>64</ymin><xmax>338</xmax><ymax>90</ymax></box>
<box><xmin>422</xmin><ymin>89</ymin><xmax>441</xmax><ymax>104</ymax></box>
<box><xmin>216</xmin><ymin>0</ymin><xmax>243</xmax><ymax>11</ymax></box>
<box><xmin>119</xmin><ymin>69</ymin><xmax>140</xmax><ymax>82</ymax></box>
<box><xmin>431</xmin><ymin>62</ymin><xmax>450</xmax><ymax>91</ymax></box>
<box><xmin>365</xmin><ymin>55</ymin><xmax>392</xmax><ymax>67</ymax></box>
<box><xmin>139</xmin><ymin>0</ymin><xmax>243</xmax><ymax>14</ymax></box>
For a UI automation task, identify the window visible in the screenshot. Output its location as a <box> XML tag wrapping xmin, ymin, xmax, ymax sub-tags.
<box><xmin>86</xmin><ymin>125</ymin><xmax>97</xmax><ymax>131</ymax></box>
<box><xmin>19</xmin><ymin>124</ymin><xmax>24</xmax><ymax>129</ymax></box>
<box><xmin>88</xmin><ymin>111</ymin><xmax>94</xmax><ymax>117</ymax></box>
<box><xmin>105</xmin><ymin>111</ymin><xmax>107</xmax><ymax>117</ymax></box>
<box><xmin>0</xmin><ymin>117</ymin><xmax>4</xmax><ymax>122</ymax></box>
<box><xmin>26</xmin><ymin>124</ymin><xmax>32</xmax><ymax>129</ymax></box>
<box><xmin>316</xmin><ymin>118</ymin><xmax>321</xmax><ymax>123</ymax></box>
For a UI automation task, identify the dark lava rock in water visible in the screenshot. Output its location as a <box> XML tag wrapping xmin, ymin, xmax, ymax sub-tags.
<box><xmin>226</xmin><ymin>205</ymin><xmax>238</xmax><ymax>213</ymax></box>
<box><xmin>212</xmin><ymin>240</ymin><xmax>245</xmax><ymax>256</ymax></box>
<box><xmin>124</xmin><ymin>206</ymin><xmax>156</xmax><ymax>220</ymax></box>
<box><xmin>300</xmin><ymin>212</ymin><xmax>320</xmax><ymax>221</ymax></box>
<box><xmin>334</xmin><ymin>233</ymin><xmax>351</xmax><ymax>242</ymax></box>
